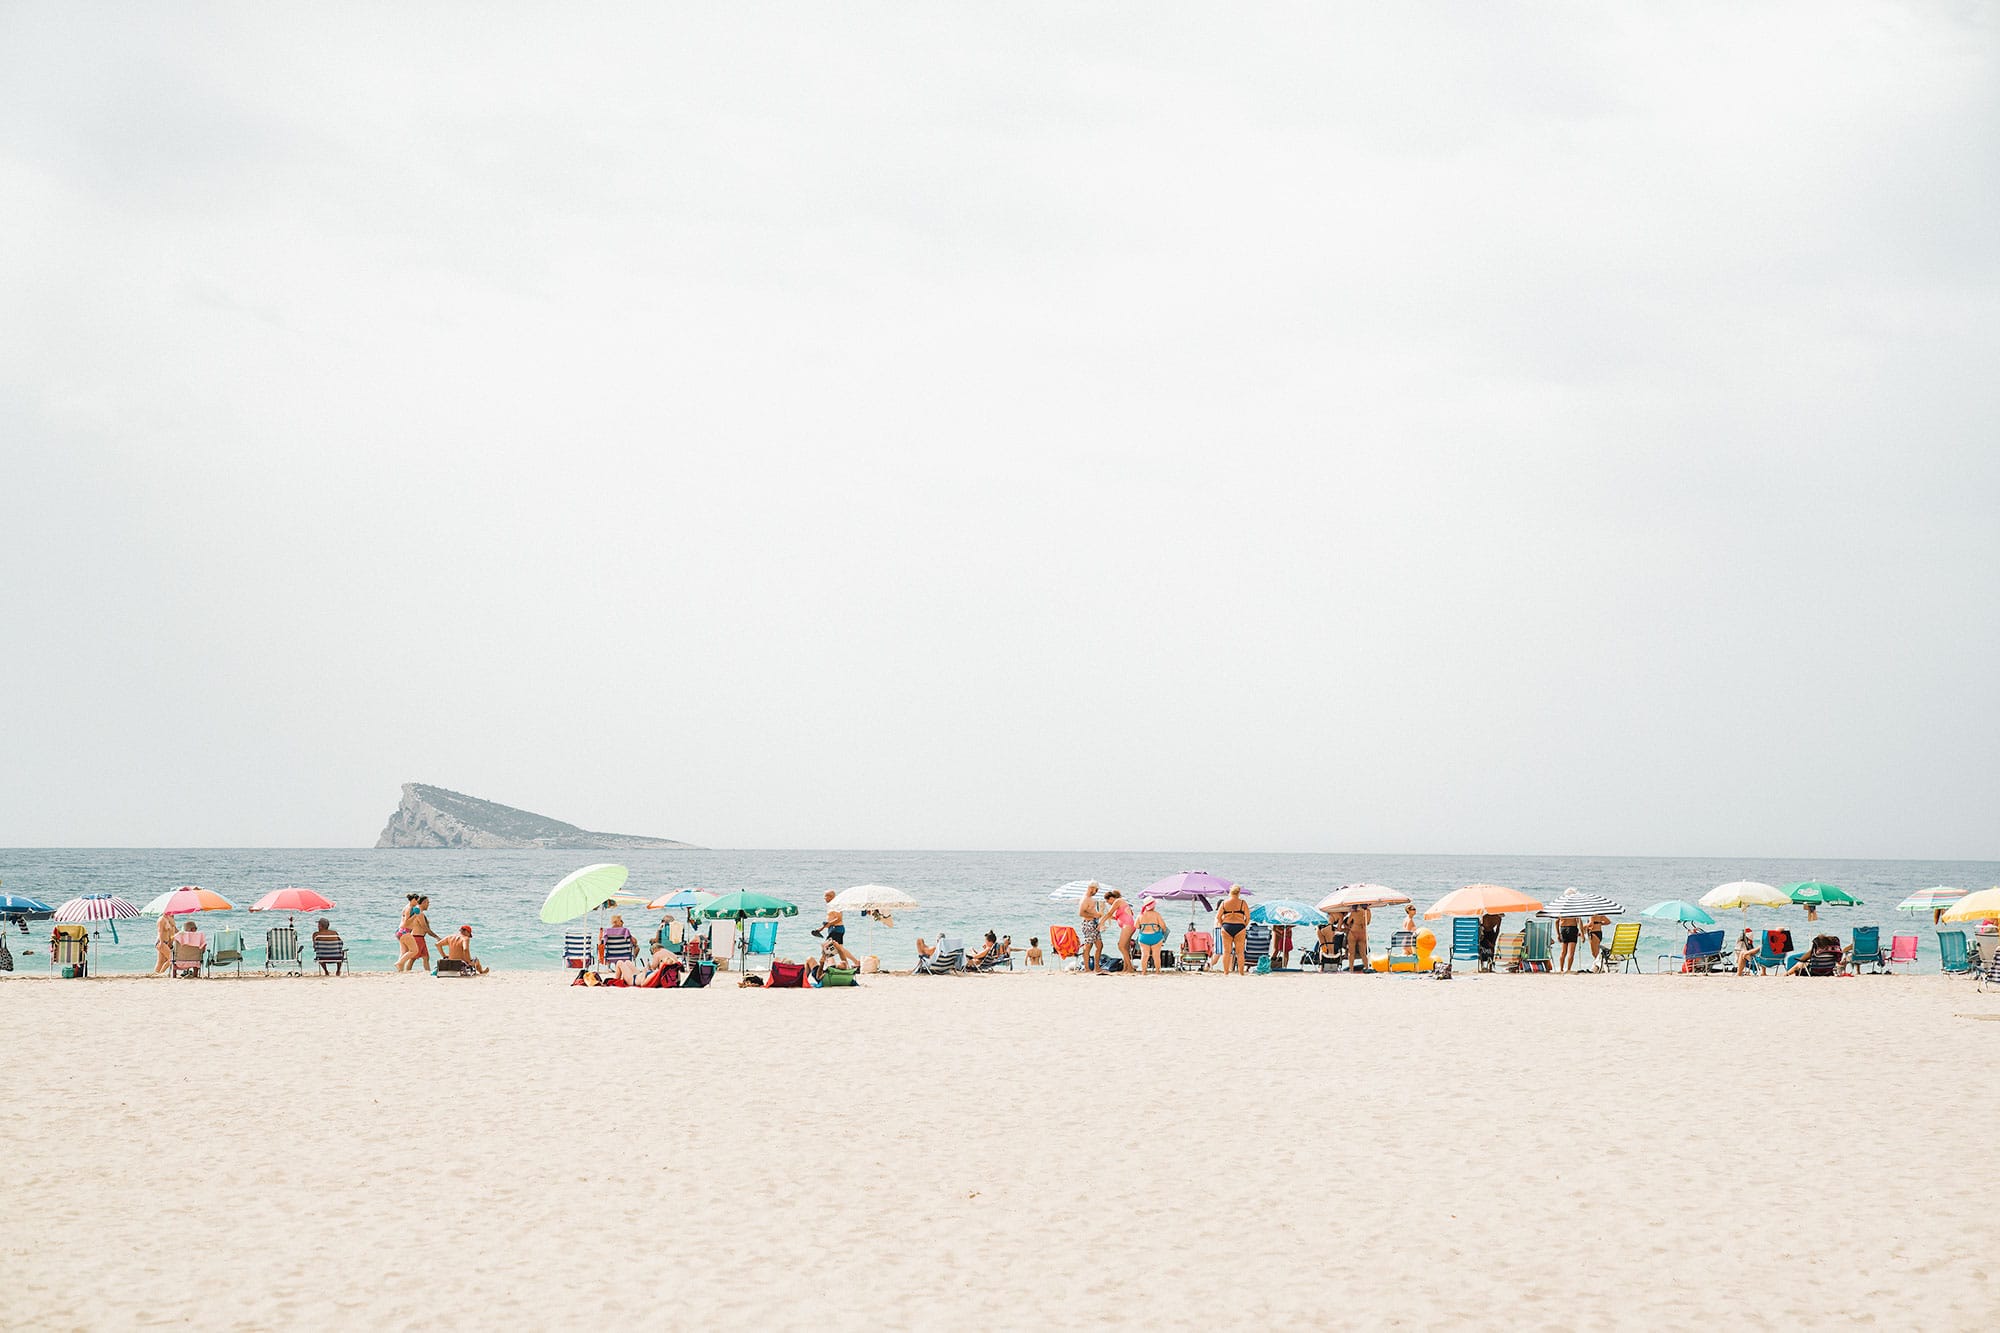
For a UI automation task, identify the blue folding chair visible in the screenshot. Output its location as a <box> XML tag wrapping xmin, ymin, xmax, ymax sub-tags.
<box><xmin>1450</xmin><ymin>917</ymin><xmax>1481</xmax><ymax>969</ymax></box>
<box><xmin>1849</xmin><ymin>925</ymin><xmax>1882</xmax><ymax>973</ymax></box>
<box><xmin>1938</xmin><ymin>930</ymin><xmax>1971</xmax><ymax>975</ymax></box>
<box><xmin>1753</xmin><ymin>929</ymin><xmax>1792</xmax><ymax>973</ymax></box>
<box><xmin>745</xmin><ymin>919</ymin><xmax>779</xmax><ymax>972</ymax></box>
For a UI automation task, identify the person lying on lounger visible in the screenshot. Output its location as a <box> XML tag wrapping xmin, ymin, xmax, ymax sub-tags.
<box><xmin>438</xmin><ymin>926</ymin><xmax>489</xmax><ymax>974</ymax></box>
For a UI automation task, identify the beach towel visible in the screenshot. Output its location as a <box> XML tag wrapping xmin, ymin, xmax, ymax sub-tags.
<box><xmin>1049</xmin><ymin>926</ymin><xmax>1080</xmax><ymax>959</ymax></box>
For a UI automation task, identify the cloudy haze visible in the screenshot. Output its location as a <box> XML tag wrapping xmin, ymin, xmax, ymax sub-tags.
<box><xmin>3</xmin><ymin>2</ymin><xmax>1996</xmax><ymax>854</ymax></box>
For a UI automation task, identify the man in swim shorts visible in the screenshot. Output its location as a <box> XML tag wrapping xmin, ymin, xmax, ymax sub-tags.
<box><xmin>818</xmin><ymin>890</ymin><xmax>860</xmax><ymax>970</ymax></box>
<box><xmin>1078</xmin><ymin>882</ymin><xmax>1105</xmax><ymax>972</ymax></box>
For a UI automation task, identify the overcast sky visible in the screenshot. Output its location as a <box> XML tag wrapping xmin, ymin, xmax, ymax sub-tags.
<box><xmin>2</xmin><ymin>2</ymin><xmax>1996</xmax><ymax>854</ymax></box>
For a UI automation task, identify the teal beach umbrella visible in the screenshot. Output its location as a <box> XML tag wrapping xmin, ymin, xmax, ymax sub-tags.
<box><xmin>1641</xmin><ymin>900</ymin><xmax>1716</xmax><ymax>926</ymax></box>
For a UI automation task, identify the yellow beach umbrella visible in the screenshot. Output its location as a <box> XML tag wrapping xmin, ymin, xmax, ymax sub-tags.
<box><xmin>1702</xmin><ymin>881</ymin><xmax>1789</xmax><ymax>912</ymax></box>
<box><xmin>1424</xmin><ymin>884</ymin><xmax>1543</xmax><ymax>919</ymax></box>
<box><xmin>1939</xmin><ymin>887</ymin><xmax>2000</xmax><ymax>929</ymax></box>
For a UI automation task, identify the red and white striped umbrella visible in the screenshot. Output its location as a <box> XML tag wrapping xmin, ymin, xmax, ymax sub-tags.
<box><xmin>53</xmin><ymin>894</ymin><xmax>140</xmax><ymax>923</ymax></box>
<box><xmin>249</xmin><ymin>886</ymin><xmax>336</xmax><ymax>913</ymax></box>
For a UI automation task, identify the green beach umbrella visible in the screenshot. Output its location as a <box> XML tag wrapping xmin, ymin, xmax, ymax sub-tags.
<box><xmin>1785</xmin><ymin>881</ymin><xmax>1860</xmax><ymax>909</ymax></box>
<box><xmin>696</xmin><ymin>891</ymin><xmax>799</xmax><ymax>976</ymax></box>
<box><xmin>1641</xmin><ymin>900</ymin><xmax>1716</xmax><ymax>926</ymax></box>
<box><xmin>540</xmin><ymin>863</ymin><xmax>631</xmax><ymax>925</ymax></box>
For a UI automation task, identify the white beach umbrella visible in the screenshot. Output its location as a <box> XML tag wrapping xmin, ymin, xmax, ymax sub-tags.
<box><xmin>1702</xmin><ymin>881</ymin><xmax>1789</xmax><ymax>912</ymax></box>
<box><xmin>1316</xmin><ymin>884</ymin><xmax>1411</xmax><ymax>911</ymax></box>
<box><xmin>829</xmin><ymin>885</ymin><xmax>918</xmax><ymax>963</ymax></box>
<box><xmin>1050</xmin><ymin>880</ymin><xmax>1116</xmax><ymax>901</ymax></box>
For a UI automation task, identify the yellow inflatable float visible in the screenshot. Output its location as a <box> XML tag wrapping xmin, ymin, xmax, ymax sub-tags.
<box><xmin>1370</xmin><ymin>928</ymin><xmax>1437</xmax><ymax>972</ymax></box>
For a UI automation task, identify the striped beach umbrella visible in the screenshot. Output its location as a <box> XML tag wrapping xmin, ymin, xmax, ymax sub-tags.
<box><xmin>1534</xmin><ymin>890</ymin><xmax>1625</xmax><ymax>919</ymax></box>
<box><xmin>1050</xmin><ymin>880</ymin><xmax>1119</xmax><ymax>902</ymax></box>
<box><xmin>141</xmin><ymin>886</ymin><xmax>236</xmax><ymax>915</ymax></box>
<box><xmin>54</xmin><ymin>894</ymin><xmax>141</xmax><ymax>944</ymax></box>
<box><xmin>1897</xmin><ymin>886</ymin><xmax>1966</xmax><ymax>914</ymax></box>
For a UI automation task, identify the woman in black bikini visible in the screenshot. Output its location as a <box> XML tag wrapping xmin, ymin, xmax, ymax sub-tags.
<box><xmin>1216</xmin><ymin>886</ymin><xmax>1251</xmax><ymax>975</ymax></box>
<box><xmin>1556</xmin><ymin>915</ymin><xmax>1581</xmax><ymax>973</ymax></box>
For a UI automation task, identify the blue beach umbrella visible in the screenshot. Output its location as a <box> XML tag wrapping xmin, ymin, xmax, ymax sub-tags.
<box><xmin>1642</xmin><ymin>900</ymin><xmax>1716</xmax><ymax>926</ymax></box>
<box><xmin>0</xmin><ymin>893</ymin><xmax>55</xmax><ymax>920</ymax></box>
<box><xmin>1249</xmin><ymin>899</ymin><xmax>1328</xmax><ymax>927</ymax></box>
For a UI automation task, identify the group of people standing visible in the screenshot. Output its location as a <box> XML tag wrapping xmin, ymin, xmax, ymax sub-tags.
<box><xmin>395</xmin><ymin>894</ymin><xmax>487</xmax><ymax>974</ymax></box>
<box><xmin>1074</xmin><ymin>882</ymin><xmax>1176</xmax><ymax>973</ymax></box>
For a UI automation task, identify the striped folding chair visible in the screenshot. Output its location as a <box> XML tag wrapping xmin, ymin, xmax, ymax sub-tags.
<box><xmin>1386</xmin><ymin>930</ymin><xmax>1420</xmax><ymax>972</ymax></box>
<box><xmin>1244</xmin><ymin>922</ymin><xmax>1272</xmax><ymax>970</ymax></box>
<box><xmin>311</xmin><ymin>932</ymin><xmax>347</xmax><ymax>973</ymax></box>
<box><xmin>563</xmin><ymin>931</ymin><xmax>594</xmax><ymax>970</ymax></box>
<box><xmin>1449</xmin><ymin>917</ymin><xmax>1481</xmax><ymax>969</ymax></box>
<box><xmin>264</xmin><ymin>925</ymin><xmax>303</xmax><ymax>973</ymax></box>
<box><xmin>1493</xmin><ymin>933</ymin><xmax>1526</xmax><ymax>972</ymax></box>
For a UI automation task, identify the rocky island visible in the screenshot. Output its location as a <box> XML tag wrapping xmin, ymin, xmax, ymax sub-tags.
<box><xmin>374</xmin><ymin>783</ymin><xmax>698</xmax><ymax>850</ymax></box>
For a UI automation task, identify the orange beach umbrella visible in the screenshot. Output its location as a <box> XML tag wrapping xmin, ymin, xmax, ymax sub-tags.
<box><xmin>1424</xmin><ymin>883</ymin><xmax>1543</xmax><ymax>920</ymax></box>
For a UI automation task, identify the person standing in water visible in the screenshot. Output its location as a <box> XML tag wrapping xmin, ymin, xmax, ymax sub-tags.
<box><xmin>1216</xmin><ymin>886</ymin><xmax>1251</xmax><ymax>974</ymax></box>
<box><xmin>154</xmin><ymin>912</ymin><xmax>178</xmax><ymax>975</ymax></box>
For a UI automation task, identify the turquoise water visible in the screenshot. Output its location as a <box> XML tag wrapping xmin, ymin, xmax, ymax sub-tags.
<box><xmin>3</xmin><ymin>848</ymin><xmax>1993</xmax><ymax>975</ymax></box>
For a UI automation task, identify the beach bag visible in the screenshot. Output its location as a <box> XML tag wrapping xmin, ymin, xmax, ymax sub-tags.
<box><xmin>683</xmin><ymin>960</ymin><xmax>716</xmax><ymax>989</ymax></box>
<box><xmin>820</xmin><ymin>966</ymin><xmax>858</xmax><ymax>987</ymax></box>
<box><xmin>0</xmin><ymin>937</ymin><xmax>11</xmax><ymax>972</ymax></box>
<box><xmin>1254</xmin><ymin>956</ymin><xmax>1271</xmax><ymax>974</ymax></box>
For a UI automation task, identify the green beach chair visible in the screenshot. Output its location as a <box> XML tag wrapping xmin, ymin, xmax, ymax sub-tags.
<box><xmin>1938</xmin><ymin>931</ymin><xmax>1971</xmax><ymax>975</ymax></box>
<box><xmin>1849</xmin><ymin>925</ymin><xmax>1883</xmax><ymax>973</ymax></box>
<box><xmin>1520</xmin><ymin>920</ymin><xmax>1553</xmax><ymax>973</ymax></box>
<box><xmin>207</xmin><ymin>929</ymin><xmax>245</xmax><ymax>976</ymax></box>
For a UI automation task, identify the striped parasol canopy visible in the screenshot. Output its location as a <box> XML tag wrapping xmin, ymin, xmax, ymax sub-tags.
<box><xmin>1050</xmin><ymin>881</ymin><xmax>1119</xmax><ymax>902</ymax></box>
<box><xmin>1897</xmin><ymin>886</ymin><xmax>1966</xmax><ymax>913</ymax></box>
<box><xmin>141</xmin><ymin>886</ymin><xmax>237</xmax><ymax>915</ymax></box>
<box><xmin>53</xmin><ymin>894</ymin><xmax>141</xmax><ymax>923</ymax></box>
<box><xmin>1534</xmin><ymin>890</ymin><xmax>1625</xmax><ymax>919</ymax></box>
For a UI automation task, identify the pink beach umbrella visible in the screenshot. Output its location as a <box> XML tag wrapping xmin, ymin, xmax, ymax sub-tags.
<box><xmin>249</xmin><ymin>887</ymin><xmax>336</xmax><ymax>914</ymax></box>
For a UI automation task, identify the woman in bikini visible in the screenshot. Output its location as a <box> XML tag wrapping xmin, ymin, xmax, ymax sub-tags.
<box><xmin>395</xmin><ymin>893</ymin><xmax>420</xmax><ymax>971</ymax></box>
<box><xmin>1585</xmin><ymin>915</ymin><xmax>1609</xmax><ymax>970</ymax></box>
<box><xmin>1134</xmin><ymin>901</ymin><xmax>1169</xmax><ymax>974</ymax></box>
<box><xmin>402</xmin><ymin>896</ymin><xmax>440</xmax><ymax>973</ymax></box>
<box><xmin>1216</xmin><ymin>886</ymin><xmax>1250</xmax><ymax>974</ymax></box>
<box><xmin>1347</xmin><ymin>905</ymin><xmax>1369</xmax><ymax>969</ymax></box>
<box><xmin>154</xmin><ymin>912</ymin><xmax>178</xmax><ymax>974</ymax></box>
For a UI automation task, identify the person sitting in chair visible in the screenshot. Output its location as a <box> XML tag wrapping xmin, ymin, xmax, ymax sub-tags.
<box><xmin>1733</xmin><ymin>928</ymin><xmax>1759</xmax><ymax>976</ymax></box>
<box><xmin>438</xmin><ymin>925</ymin><xmax>489</xmax><ymax>975</ymax></box>
<box><xmin>312</xmin><ymin>918</ymin><xmax>345</xmax><ymax>975</ymax></box>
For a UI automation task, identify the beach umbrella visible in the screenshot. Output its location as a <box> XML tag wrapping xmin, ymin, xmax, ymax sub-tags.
<box><xmin>1897</xmin><ymin>886</ymin><xmax>1966</xmax><ymax>921</ymax></box>
<box><xmin>1249</xmin><ymin>899</ymin><xmax>1327</xmax><ymax>927</ymax></box>
<box><xmin>697</xmin><ymin>891</ymin><xmax>800</xmax><ymax>976</ymax></box>
<box><xmin>249</xmin><ymin>887</ymin><xmax>336</xmax><ymax>914</ymax></box>
<box><xmin>1424</xmin><ymin>884</ymin><xmax>1542</xmax><ymax>920</ymax></box>
<box><xmin>1316</xmin><ymin>884</ymin><xmax>1410</xmax><ymax>911</ymax></box>
<box><xmin>1050</xmin><ymin>880</ymin><xmax>1118</xmax><ymax>901</ymax></box>
<box><xmin>0</xmin><ymin>892</ymin><xmax>56</xmax><ymax>920</ymax></box>
<box><xmin>1534</xmin><ymin>890</ymin><xmax>1625</xmax><ymax>919</ymax></box>
<box><xmin>539</xmin><ymin>864</ymin><xmax>630</xmax><ymax>925</ymax></box>
<box><xmin>1939</xmin><ymin>888</ymin><xmax>2000</xmax><ymax>930</ymax></box>
<box><xmin>54</xmin><ymin>893</ymin><xmax>141</xmax><ymax>944</ymax></box>
<box><xmin>1642</xmin><ymin>900</ymin><xmax>1716</xmax><ymax>926</ymax></box>
<box><xmin>1785</xmin><ymin>881</ymin><xmax>1860</xmax><ymax>909</ymax></box>
<box><xmin>1701</xmin><ymin>882</ymin><xmax>1788</xmax><ymax>917</ymax></box>
<box><xmin>647</xmin><ymin>888</ymin><xmax>716</xmax><ymax>911</ymax></box>
<box><xmin>1142</xmin><ymin>872</ymin><xmax>1242</xmax><ymax>903</ymax></box>
<box><xmin>829</xmin><ymin>885</ymin><xmax>918</xmax><ymax>962</ymax></box>
<box><xmin>141</xmin><ymin>886</ymin><xmax>235</xmax><ymax>916</ymax></box>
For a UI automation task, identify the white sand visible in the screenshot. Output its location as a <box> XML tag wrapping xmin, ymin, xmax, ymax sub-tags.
<box><xmin>6</xmin><ymin>967</ymin><xmax>1996</xmax><ymax>1329</ymax></box>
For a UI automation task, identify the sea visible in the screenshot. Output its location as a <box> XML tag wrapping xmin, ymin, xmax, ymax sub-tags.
<box><xmin>3</xmin><ymin>848</ymin><xmax>1994</xmax><ymax>975</ymax></box>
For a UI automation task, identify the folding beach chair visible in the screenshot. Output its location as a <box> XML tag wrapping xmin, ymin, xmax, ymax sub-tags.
<box><xmin>1450</xmin><ymin>917</ymin><xmax>1481</xmax><ymax>970</ymax></box>
<box><xmin>1049</xmin><ymin>925</ymin><xmax>1081</xmax><ymax>967</ymax></box>
<box><xmin>208</xmin><ymin>929</ymin><xmax>245</xmax><ymax>976</ymax></box>
<box><xmin>742</xmin><ymin>920</ymin><xmax>779</xmax><ymax>974</ymax></box>
<box><xmin>1938</xmin><ymin>930</ymin><xmax>1971</xmax><ymax>975</ymax></box>
<box><xmin>264</xmin><ymin>925</ymin><xmax>303</xmax><ymax>973</ymax></box>
<box><xmin>976</xmin><ymin>941</ymin><xmax>1014</xmax><ymax>971</ymax></box>
<box><xmin>1884</xmin><ymin>934</ymin><xmax>1919</xmax><ymax>972</ymax></box>
<box><xmin>916</xmin><ymin>938</ymin><xmax>964</xmax><ymax>974</ymax></box>
<box><xmin>170</xmin><ymin>940</ymin><xmax>206</xmax><ymax>978</ymax></box>
<box><xmin>1520</xmin><ymin>921</ymin><xmax>1554</xmax><ymax>973</ymax></box>
<box><xmin>600</xmin><ymin>928</ymin><xmax>640</xmax><ymax>970</ymax></box>
<box><xmin>1179</xmin><ymin>930</ymin><xmax>1214</xmax><ymax>972</ymax></box>
<box><xmin>1754</xmin><ymin>929</ymin><xmax>1792</xmax><ymax>974</ymax></box>
<box><xmin>1978</xmin><ymin>949</ymin><xmax>2000</xmax><ymax>992</ymax></box>
<box><xmin>1313</xmin><ymin>932</ymin><xmax>1345</xmax><ymax>973</ymax></box>
<box><xmin>1603</xmin><ymin>922</ymin><xmax>1642</xmax><ymax>972</ymax></box>
<box><xmin>311</xmin><ymin>933</ymin><xmax>347</xmax><ymax>974</ymax></box>
<box><xmin>1800</xmin><ymin>948</ymin><xmax>1841</xmax><ymax>977</ymax></box>
<box><xmin>1386</xmin><ymin>930</ymin><xmax>1419</xmax><ymax>973</ymax></box>
<box><xmin>1493</xmin><ymin>933</ymin><xmax>1525</xmax><ymax>972</ymax></box>
<box><xmin>49</xmin><ymin>924</ymin><xmax>88</xmax><ymax>978</ymax></box>
<box><xmin>1243</xmin><ymin>923</ymin><xmax>1272</xmax><ymax>970</ymax></box>
<box><xmin>1849</xmin><ymin>926</ymin><xmax>1883</xmax><ymax>974</ymax></box>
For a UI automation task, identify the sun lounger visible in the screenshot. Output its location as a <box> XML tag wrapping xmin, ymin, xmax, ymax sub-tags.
<box><xmin>1849</xmin><ymin>925</ymin><xmax>1883</xmax><ymax>974</ymax></box>
<box><xmin>1493</xmin><ymin>932</ymin><xmax>1525</xmax><ymax>972</ymax></box>
<box><xmin>1521</xmin><ymin>920</ymin><xmax>1554</xmax><ymax>973</ymax></box>
<box><xmin>264</xmin><ymin>925</ymin><xmax>303</xmax><ymax>973</ymax></box>
<box><xmin>1447</xmin><ymin>917</ymin><xmax>1481</xmax><ymax>970</ymax></box>
<box><xmin>1179</xmin><ymin>930</ymin><xmax>1214</xmax><ymax>972</ymax></box>
<box><xmin>1938</xmin><ymin>930</ymin><xmax>1971</xmax><ymax>975</ymax></box>
<box><xmin>916</xmin><ymin>939</ymin><xmax>964</xmax><ymax>975</ymax></box>
<box><xmin>434</xmin><ymin>957</ymin><xmax>482</xmax><ymax>977</ymax></box>
<box><xmin>208</xmin><ymin>929</ymin><xmax>245</xmax><ymax>976</ymax></box>
<box><xmin>1884</xmin><ymin>934</ymin><xmax>1919</xmax><ymax>972</ymax></box>
<box><xmin>50</xmin><ymin>924</ymin><xmax>89</xmax><ymax>978</ymax></box>
<box><xmin>1603</xmin><ymin>922</ymin><xmax>1641</xmax><ymax>972</ymax></box>
<box><xmin>171</xmin><ymin>940</ymin><xmax>206</xmax><ymax>978</ymax></box>
<box><xmin>1386</xmin><ymin>930</ymin><xmax>1419</xmax><ymax>973</ymax></box>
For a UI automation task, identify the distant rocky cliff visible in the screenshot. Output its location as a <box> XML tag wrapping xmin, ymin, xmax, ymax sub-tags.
<box><xmin>374</xmin><ymin>783</ymin><xmax>698</xmax><ymax>850</ymax></box>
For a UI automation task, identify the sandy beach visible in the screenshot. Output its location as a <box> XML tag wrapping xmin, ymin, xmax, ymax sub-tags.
<box><xmin>7</xmin><ymin>968</ymin><xmax>1996</xmax><ymax>1329</ymax></box>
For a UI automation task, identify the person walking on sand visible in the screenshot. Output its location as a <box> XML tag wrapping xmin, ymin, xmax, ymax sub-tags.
<box><xmin>818</xmin><ymin>891</ymin><xmax>860</xmax><ymax>970</ymax></box>
<box><xmin>1216</xmin><ymin>886</ymin><xmax>1251</xmax><ymax>974</ymax></box>
<box><xmin>394</xmin><ymin>893</ymin><xmax>420</xmax><ymax>971</ymax></box>
<box><xmin>1078</xmin><ymin>882</ymin><xmax>1106</xmax><ymax>973</ymax></box>
<box><xmin>1134</xmin><ymin>901</ymin><xmax>1169</xmax><ymax>973</ymax></box>
<box><xmin>400</xmin><ymin>897</ymin><xmax>440</xmax><ymax>973</ymax></box>
<box><xmin>154</xmin><ymin>912</ymin><xmax>178</xmax><ymax>974</ymax></box>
